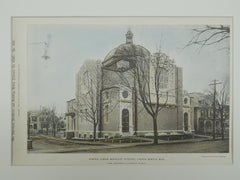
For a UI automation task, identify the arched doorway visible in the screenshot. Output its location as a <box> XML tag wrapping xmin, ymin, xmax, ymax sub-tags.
<box><xmin>122</xmin><ymin>109</ymin><xmax>129</xmax><ymax>132</ymax></box>
<box><xmin>184</xmin><ymin>112</ymin><xmax>189</xmax><ymax>131</ymax></box>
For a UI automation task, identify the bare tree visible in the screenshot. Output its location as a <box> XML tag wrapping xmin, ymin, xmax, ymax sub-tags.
<box><xmin>203</xmin><ymin>80</ymin><xmax>229</xmax><ymax>140</ymax></box>
<box><xmin>197</xmin><ymin>92</ymin><xmax>214</xmax><ymax>135</ymax></box>
<box><xmin>115</xmin><ymin>52</ymin><xmax>174</xmax><ymax>144</ymax></box>
<box><xmin>185</xmin><ymin>25</ymin><xmax>230</xmax><ymax>50</ymax></box>
<box><xmin>50</xmin><ymin>106</ymin><xmax>59</xmax><ymax>137</ymax></box>
<box><xmin>39</xmin><ymin>106</ymin><xmax>59</xmax><ymax>137</ymax></box>
<box><xmin>74</xmin><ymin>60</ymin><xmax>101</xmax><ymax>140</ymax></box>
<box><xmin>39</xmin><ymin>107</ymin><xmax>51</xmax><ymax>135</ymax></box>
<box><xmin>185</xmin><ymin>25</ymin><xmax>230</xmax><ymax>138</ymax></box>
<box><xmin>135</xmin><ymin>53</ymin><xmax>174</xmax><ymax>144</ymax></box>
<box><xmin>216</xmin><ymin>82</ymin><xmax>229</xmax><ymax>140</ymax></box>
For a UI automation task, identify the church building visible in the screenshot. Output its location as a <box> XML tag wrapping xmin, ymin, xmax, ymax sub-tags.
<box><xmin>65</xmin><ymin>30</ymin><xmax>184</xmax><ymax>139</ymax></box>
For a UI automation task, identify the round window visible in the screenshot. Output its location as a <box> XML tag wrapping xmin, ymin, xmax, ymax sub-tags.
<box><xmin>122</xmin><ymin>91</ymin><xmax>129</xmax><ymax>98</ymax></box>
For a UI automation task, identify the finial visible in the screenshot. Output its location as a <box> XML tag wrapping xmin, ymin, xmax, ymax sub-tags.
<box><xmin>125</xmin><ymin>29</ymin><xmax>133</xmax><ymax>44</ymax></box>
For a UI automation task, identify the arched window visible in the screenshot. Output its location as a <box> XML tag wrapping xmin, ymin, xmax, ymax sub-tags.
<box><xmin>184</xmin><ymin>98</ymin><xmax>188</xmax><ymax>104</ymax></box>
<box><xmin>184</xmin><ymin>112</ymin><xmax>188</xmax><ymax>131</ymax></box>
<box><xmin>159</xmin><ymin>68</ymin><xmax>168</xmax><ymax>89</ymax></box>
<box><xmin>122</xmin><ymin>109</ymin><xmax>129</xmax><ymax>132</ymax></box>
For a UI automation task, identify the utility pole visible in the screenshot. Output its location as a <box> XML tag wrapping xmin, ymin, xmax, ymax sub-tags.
<box><xmin>209</xmin><ymin>79</ymin><xmax>221</xmax><ymax>140</ymax></box>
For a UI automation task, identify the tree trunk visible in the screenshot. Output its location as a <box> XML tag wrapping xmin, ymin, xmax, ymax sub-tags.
<box><xmin>153</xmin><ymin>115</ymin><xmax>158</xmax><ymax>145</ymax></box>
<box><xmin>221</xmin><ymin>113</ymin><xmax>224</xmax><ymax>140</ymax></box>
<box><xmin>93</xmin><ymin>123</ymin><xmax>96</xmax><ymax>140</ymax></box>
<box><xmin>53</xmin><ymin>124</ymin><xmax>56</xmax><ymax>137</ymax></box>
<box><xmin>221</xmin><ymin>122</ymin><xmax>224</xmax><ymax>140</ymax></box>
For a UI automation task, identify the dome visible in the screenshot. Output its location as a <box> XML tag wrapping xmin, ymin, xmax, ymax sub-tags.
<box><xmin>104</xmin><ymin>43</ymin><xmax>151</xmax><ymax>62</ymax></box>
<box><xmin>103</xmin><ymin>30</ymin><xmax>151</xmax><ymax>65</ymax></box>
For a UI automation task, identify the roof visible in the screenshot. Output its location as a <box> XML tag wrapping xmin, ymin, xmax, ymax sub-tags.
<box><xmin>103</xmin><ymin>30</ymin><xmax>151</xmax><ymax>66</ymax></box>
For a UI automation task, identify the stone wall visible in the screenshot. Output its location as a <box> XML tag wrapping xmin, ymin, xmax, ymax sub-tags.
<box><xmin>136</xmin><ymin>102</ymin><xmax>178</xmax><ymax>135</ymax></box>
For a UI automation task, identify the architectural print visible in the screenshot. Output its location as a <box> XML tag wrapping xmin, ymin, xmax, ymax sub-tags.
<box><xmin>11</xmin><ymin>18</ymin><xmax>231</xmax><ymax>163</ymax></box>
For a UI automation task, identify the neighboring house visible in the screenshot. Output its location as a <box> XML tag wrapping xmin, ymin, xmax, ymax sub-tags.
<box><xmin>28</xmin><ymin>110</ymin><xmax>42</xmax><ymax>134</ymax></box>
<box><xmin>28</xmin><ymin>107</ymin><xmax>65</xmax><ymax>137</ymax></box>
<box><xmin>65</xmin><ymin>30</ymin><xmax>184</xmax><ymax>139</ymax></box>
<box><xmin>183</xmin><ymin>92</ymin><xmax>229</xmax><ymax>136</ymax></box>
<box><xmin>183</xmin><ymin>92</ymin><xmax>212</xmax><ymax>134</ymax></box>
<box><xmin>28</xmin><ymin>108</ymin><xmax>55</xmax><ymax>135</ymax></box>
<box><xmin>65</xmin><ymin>98</ymin><xmax>77</xmax><ymax>139</ymax></box>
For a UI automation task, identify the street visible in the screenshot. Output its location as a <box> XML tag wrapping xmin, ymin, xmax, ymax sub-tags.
<box><xmin>28</xmin><ymin>135</ymin><xmax>229</xmax><ymax>153</ymax></box>
<box><xmin>82</xmin><ymin>139</ymin><xmax>229</xmax><ymax>153</ymax></box>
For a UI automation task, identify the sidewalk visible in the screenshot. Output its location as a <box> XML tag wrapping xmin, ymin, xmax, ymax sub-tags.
<box><xmin>28</xmin><ymin>134</ymin><xmax>217</xmax><ymax>153</ymax></box>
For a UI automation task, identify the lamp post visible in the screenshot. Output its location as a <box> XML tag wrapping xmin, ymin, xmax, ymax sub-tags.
<box><xmin>209</xmin><ymin>79</ymin><xmax>221</xmax><ymax>140</ymax></box>
<box><xmin>27</xmin><ymin>112</ymin><xmax>32</xmax><ymax>149</ymax></box>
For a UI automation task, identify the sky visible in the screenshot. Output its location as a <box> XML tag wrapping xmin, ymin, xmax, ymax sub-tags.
<box><xmin>27</xmin><ymin>24</ymin><xmax>230</xmax><ymax>114</ymax></box>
